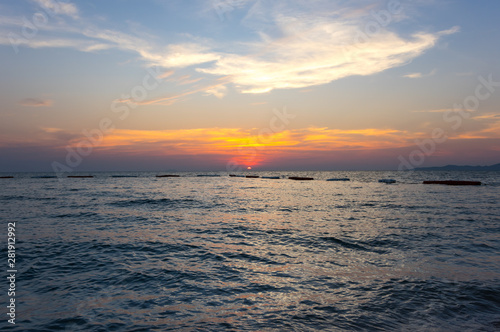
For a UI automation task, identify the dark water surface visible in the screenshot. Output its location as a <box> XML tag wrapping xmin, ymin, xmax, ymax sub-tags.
<box><xmin>1</xmin><ymin>171</ymin><xmax>499</xmax><ymax>331</ymax></box>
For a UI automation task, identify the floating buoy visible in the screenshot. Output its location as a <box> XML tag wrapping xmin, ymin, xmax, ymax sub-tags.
<box><xmin>289</xmin><ymin>176</ymin><xmax>314</xmax><ymax>181</ymax></box>
<box><xmin>0</xmin><ymin>176</ymin><xmax>14</xmax><ymax>179</ymax></box>
<box><xmin>423</xmin><ymin>180</ymin><xmax>481</xmax><ymax>186</ymax></box>
<box><xmin>156</xmin><ymin>175</ymin><xmax>180</xmax><ymax>178</ymax></box>
<box><xmin>245</xmin><ymin>175</ymin><xmax>259</xmax><ymax>178</ymax></box>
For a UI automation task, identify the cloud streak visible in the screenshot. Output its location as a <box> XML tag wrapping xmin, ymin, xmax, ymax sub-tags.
<box><xmin>412</xmin><ymin>108</ymin><xmax>475</xmax><ymax>113</ymax></box>
<box><xmin>61</xmin><ymin>126</ymin><xmax>411</xmax><ymax>157</ymax></box>
<box><xmin>32</xmin><ymin>0</ymin><xmax>79</xmax><ymax>19</ymax></box>
<box><xmin>403</xmin><ymin>69</ymin><xmax>437</xmax><ymax>79</ymax></box>
<box><xmin>19</xmin><ymin>98</ymin><xmax>53</xmax><ymax>107</ymax></box>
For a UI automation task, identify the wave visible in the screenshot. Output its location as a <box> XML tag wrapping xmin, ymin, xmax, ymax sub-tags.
<box><xmin>110</xmin><ymin>197</ymin><xmax>199</xmax><ymax>208</ymax></box>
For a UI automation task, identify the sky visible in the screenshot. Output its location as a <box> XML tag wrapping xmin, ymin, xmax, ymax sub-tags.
<box><xmin>0</xmin><ymin>0</ymin><xmax>499</xmax><ymax>172</ymax></box>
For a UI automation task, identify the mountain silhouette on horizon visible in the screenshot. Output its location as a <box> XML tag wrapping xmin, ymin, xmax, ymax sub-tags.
<box><xmin>415</xmin><ymin>163</ymin><xmax>500</xmax><ymax>171</ymax></box>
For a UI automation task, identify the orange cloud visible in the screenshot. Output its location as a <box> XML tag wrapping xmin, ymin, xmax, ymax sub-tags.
<box><xmin>454</xmin><ymin>114</ymin><xmax>500</xmax><ymax>139</ymax></box>
<box><xmin>61</xmin><ymin>126</ymin><xmax>412</xmax><ymax>167</ymax></box>
<box><xmin>3</xmin><ymin>122</ymin><xmax>498</xmax><ymax>169</ymax></box>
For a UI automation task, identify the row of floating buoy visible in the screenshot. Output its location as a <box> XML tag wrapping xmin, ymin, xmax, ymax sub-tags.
<box><xmin>161</xmin><ymin>175</ymin><xmax>482</xmax><ymax>185</ymax></box>
<box><xmin>423</xmin><ymin>180</ymin><xmax>481</xmax><ymax>186</ymax></box>
<box><xmin>0</xmin><ymin>175</ymin><xmax>483</xmax><ymax>185</ymax></box>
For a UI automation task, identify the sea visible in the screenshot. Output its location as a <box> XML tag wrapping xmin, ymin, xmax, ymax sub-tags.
<box><xmin>0</xmin><ymin>170</ymin><xmax>499</xmax><ymax>331</ymax></box>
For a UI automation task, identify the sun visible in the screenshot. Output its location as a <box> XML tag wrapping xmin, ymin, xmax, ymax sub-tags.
<box><xmin>247</xmin><ymin>166</ymin><xmax>252</xmax><ymax>170</ymax></box>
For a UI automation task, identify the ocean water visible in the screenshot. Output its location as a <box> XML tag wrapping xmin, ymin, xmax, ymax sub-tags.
<box><xmin>1</xmin><ymin>171</ymin><xmax>499</xmax><ymax>331</ymax></box>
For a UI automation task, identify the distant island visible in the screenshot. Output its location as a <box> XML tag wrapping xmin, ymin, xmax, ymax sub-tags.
<box><xmin>415</xmin><ymin>163</ymin><xmax>500</xmax><ymax>171</ymax></box>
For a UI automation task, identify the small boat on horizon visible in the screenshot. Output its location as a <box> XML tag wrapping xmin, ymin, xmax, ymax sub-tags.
<box><xmin>0</xmin><ymin>176</ymin><xmax>14</xmax><ymax>179</ymax></box>
<box><xmin>156</xmin><ymin>174</ymin><xmax>180</xmax><ymax>178</ymax></box>
<box><xmin>245</xmin><ymin>175</ymin><xmax>260</xmax><ymax>178</ymax></box>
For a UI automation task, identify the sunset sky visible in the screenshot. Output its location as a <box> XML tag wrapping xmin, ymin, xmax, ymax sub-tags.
<box><xmin>1</xmin><ymin>0</ymin><xmax>499</xmax><ymax>171</ymax></box>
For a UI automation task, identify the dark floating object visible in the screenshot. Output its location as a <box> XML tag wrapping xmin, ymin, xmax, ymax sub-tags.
<box><xmin>245</xmin><ymin>175</ymin><xmax>260</xmax><ymax>178</ymax></box>
<box><xmin>67</xmin><ymin>175</ymin><xmax>94</xmax><ymax>178</ymax></box>
<box><xmin>379</xmin><ymin>179</ymin><xmax>396</xmax><ymax>184</ymax></box>
<box><xmin>156</xmin><ymin>174</ymin><xmax>180</xmax><ymax>178</ymax></box>
<box><xmin>326</xmin><ymin>178</ymin><xmax>350</xmax><ymax>181</ymax></box>
<box><xmin>289</xmin><ymin>176</ymin><xmax>314</xmax><ymax>181</ymax></box>
<box><xmin>0</xmin><ymin>176</ymin><xmax>14</xmax><ymax>179</ymax></box>
<box><xmin>229</xmin><ymin>174</ymin><xmax>245</xmax><ymax>177</ymax></box>
<box><xmin>31</xmin><ymin>176</ymin><xmax>57</xmax><ymax>179</ymax></box>
<box><xmin>262</xmin><ymin>176</ymin><xmax>280</xmax><ymax>179</ymax></box>
<box><xmin>423</xmin><ymin>180</ymin><xmax>481</xmax><ymax>186</ymax></box>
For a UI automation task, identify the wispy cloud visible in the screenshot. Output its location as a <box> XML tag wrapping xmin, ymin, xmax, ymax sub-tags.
<box><xmin>403</xmin><ymin>69</ymin><xmax>437</xmax><ymax>79</ymax></box>
<box><xmin>32</xmin><ymin>0</ymin><xmax>79</xmax><ymax>19</ymax></box>
<box><xmin>204</xmin><ymin>85</ymin><xmax>227</xmax><ymax>98</ymax></box>
<box><xmin>412</xmin><ymin>108</ymin><xmax>475</xmax><ymax>113</ymax></box>
<box><xmin>198</xmin><ymin>26</ymin><xmax>454</xmax><ymax>93</ymax></box>
<box><xmin>115</xmin><ymin>79</ymin><xmax>229</xmax><ymax>106</ymax></box>
<box><xmin>19</xmin><ymin>98</ymin><xmax>53</xmax><ymax>107</ymax></box>
<box><xmin>404</xmin><ymin>72</ymin><xmax>424</xmax><ymax>79</ymax></box>
<box><xmin>158</xmin><ymin>70</ymin><xmax>174</xmax><ymax>79</ymax></box>
<box><xmin>472</xmin><ymin>113</ymin><xmax>500</xmax><ymax>120</ymax></box>
<box><xmin>170</xmin><ymin>74</ymin><xmax>204</xmax><ymax>85</ymax></box>
<box><xmin>159</xmin><ymin>43</ymin><xmax>220</xmax><ymax>68</ymax></box>
<box><xmin>0</xmin><ymin>1</ymin><xmax>459</xmax><ymax>100</ymax></box>
<box><xmin>459</xmin><ymin>113</ymin><xmax>500</xmax><ymax>139</ymax></box>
